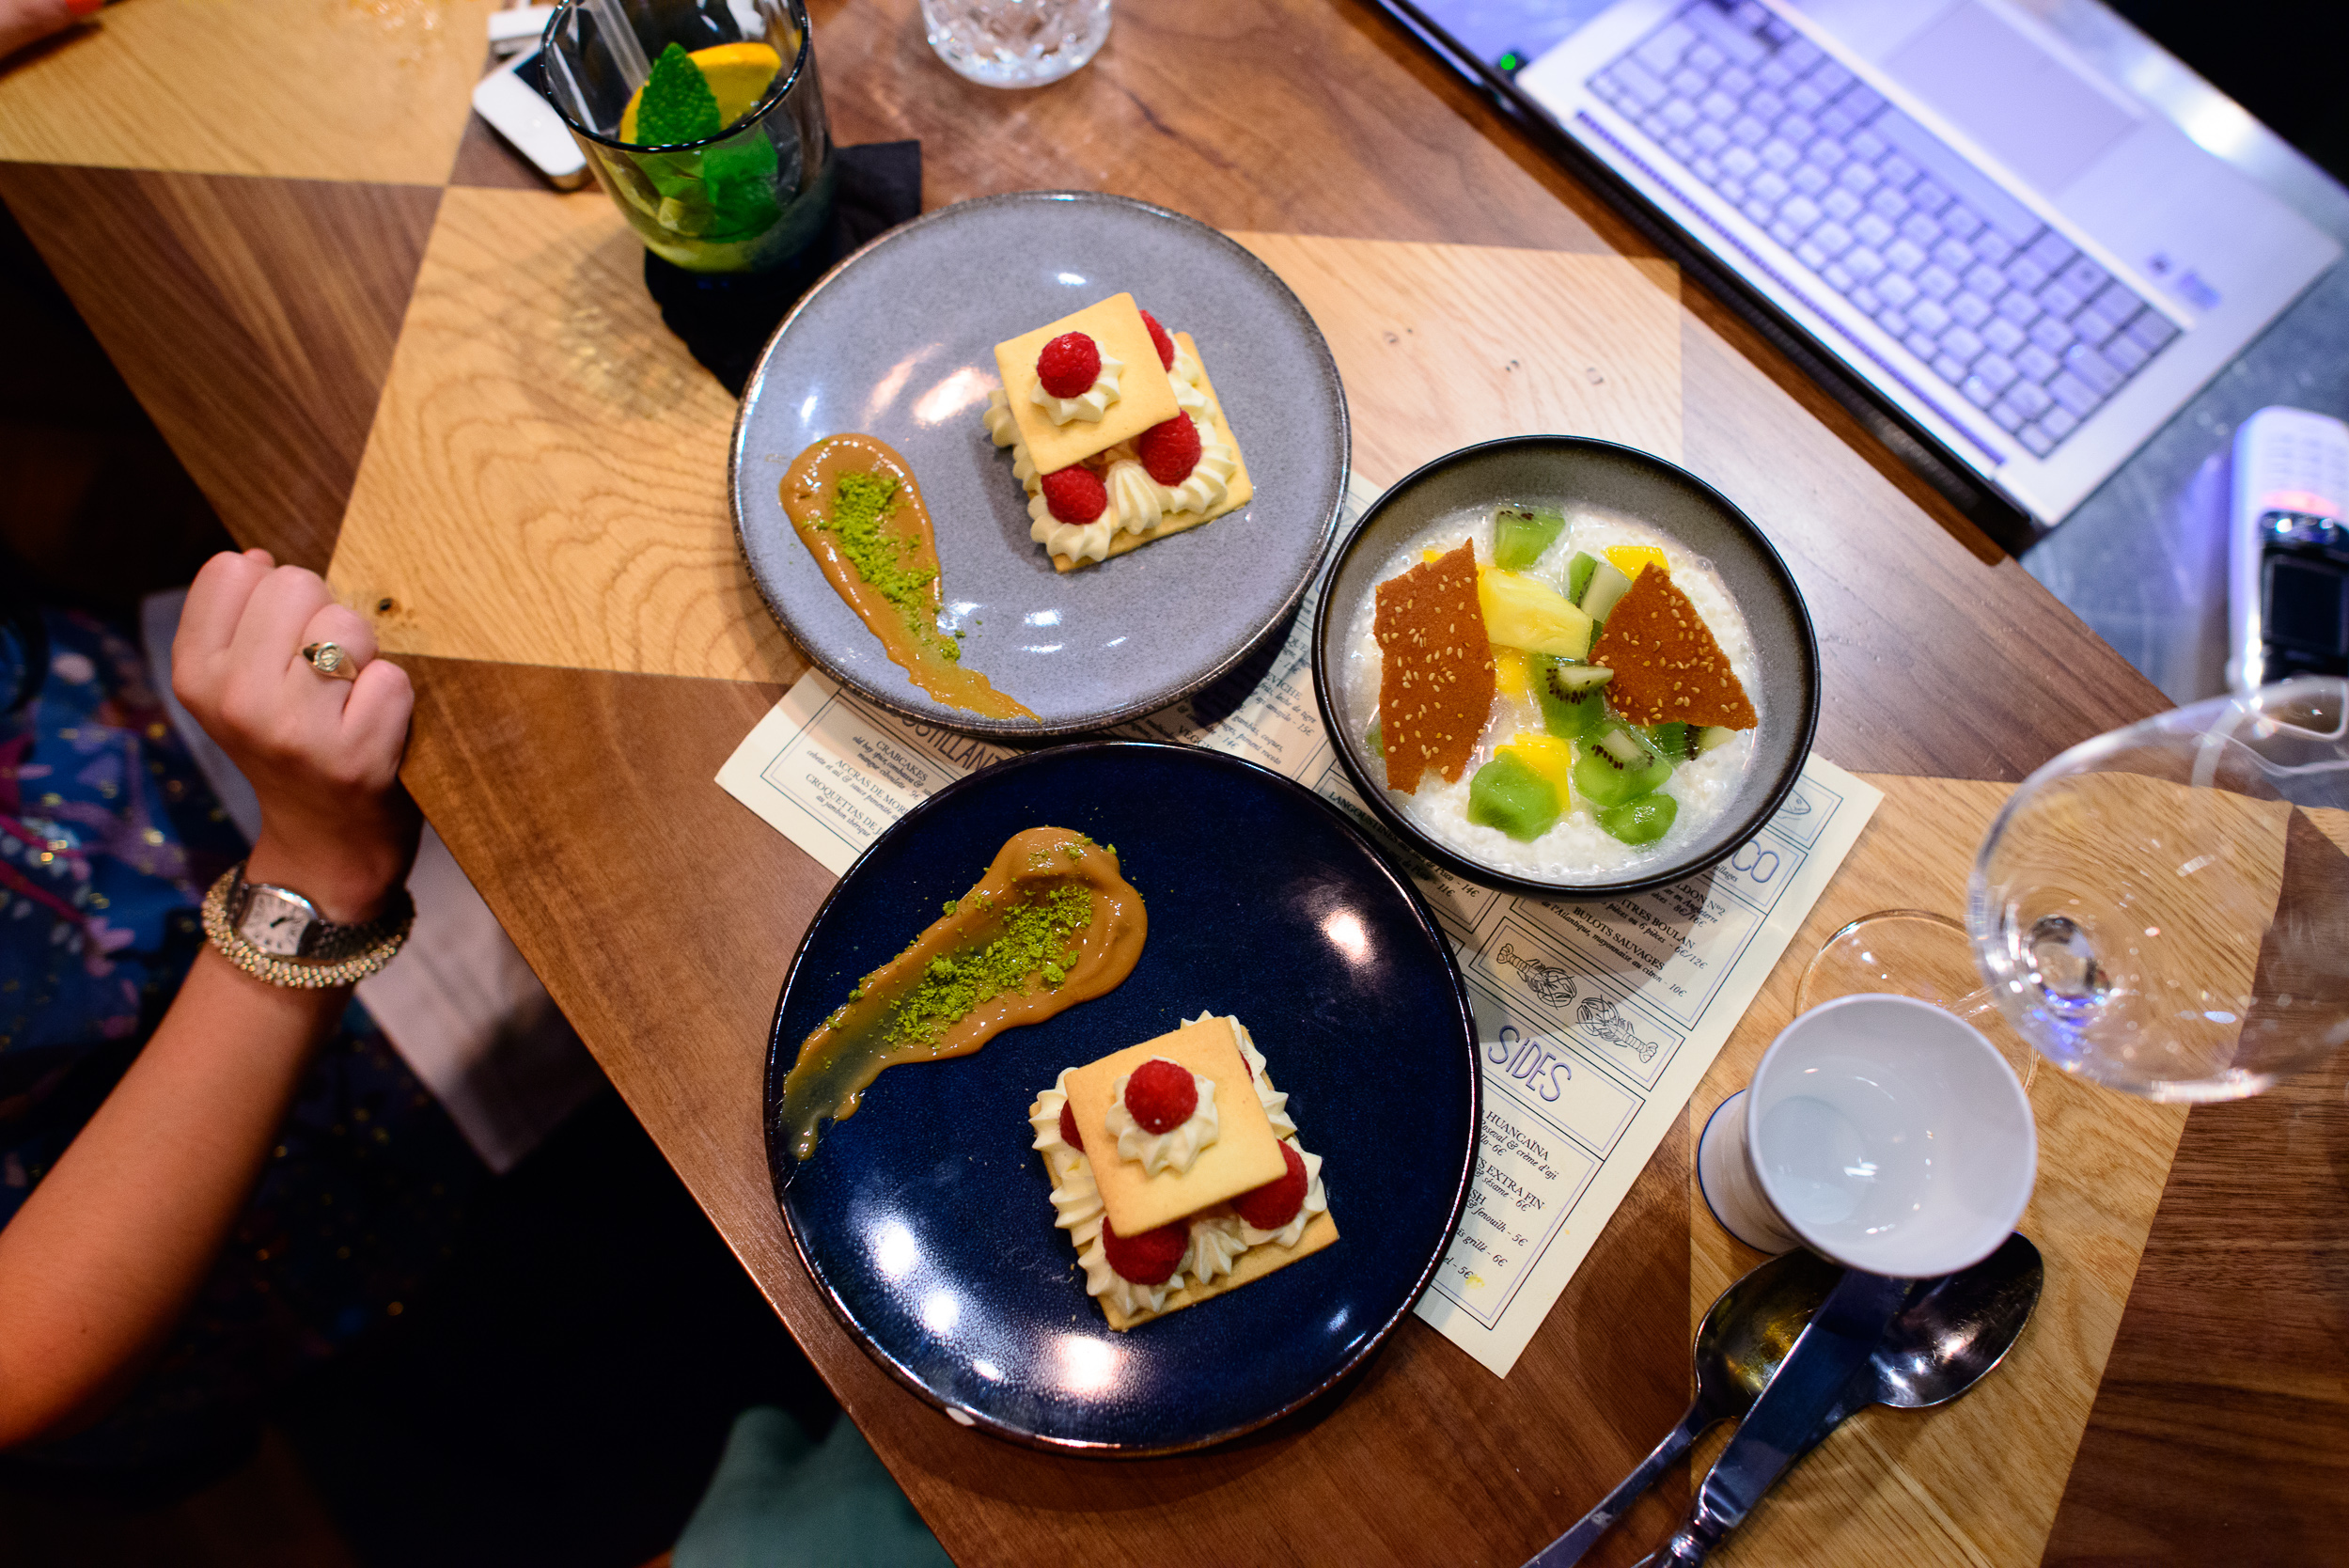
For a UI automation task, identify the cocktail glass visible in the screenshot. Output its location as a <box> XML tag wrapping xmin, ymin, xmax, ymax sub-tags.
<box><xmin>541</xmin><ymin>0</ymin><xmax>836</xmax><ymax>274</ymax></box>
<box><xmin>1799</xmin><ymin>677</ymin><xmax>2349</xmax><ymax>1102</ymax></box>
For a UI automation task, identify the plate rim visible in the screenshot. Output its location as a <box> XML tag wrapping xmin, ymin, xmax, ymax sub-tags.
<box><xmin>728</xmin><ymin>190</ymin><xmax>1353</xmax><ymax>739</ymax></box>
<box><xmin>760</xmin><ymin>739</ymin><xmax>1480</xmax><ymax>1455</ymax></box>
<box><xmin>1309</xmin><ymin>432</ymin><xmax>1823</xmax><ymax>901</ymax></box>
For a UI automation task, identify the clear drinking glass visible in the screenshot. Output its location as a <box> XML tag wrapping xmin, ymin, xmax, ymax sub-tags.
<box><xmin>918</xmin><ymin>0</ymin><xmax>1111</xmax><ymax>88</ymax></box>
<box><xmin>1802</xmin><ymin>678</ymin><xmax>2349</xmax><ymax>1104</ymax></box>
<box><xmin>541</xmin><ymin>0</ymin><xmax>836</xmax><ymax>274</ymax></box>
<box><xmin>1969</xmin><ymin>676</ymin><xmax>2349</xmax><ymax>1101</ymax></box>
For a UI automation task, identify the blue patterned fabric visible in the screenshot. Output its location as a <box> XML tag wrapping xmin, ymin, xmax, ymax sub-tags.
<box><xmin>0</xmin><ymin>608</ymin><xmax>480</xmax><ymax>1477</ymax></box>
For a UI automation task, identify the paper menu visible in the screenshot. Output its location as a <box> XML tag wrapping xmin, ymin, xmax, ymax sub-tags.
<box><xmin>716</xmin><ymin>472</ymin><xmax>1879</xmax><ymax>1376</ymax></box>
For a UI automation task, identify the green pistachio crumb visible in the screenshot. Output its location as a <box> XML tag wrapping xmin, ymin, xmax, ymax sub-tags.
<box><xmin>882</xmin><ymin>885</ymin><xmax>1096</xmax><ymax>1049</ymax></box>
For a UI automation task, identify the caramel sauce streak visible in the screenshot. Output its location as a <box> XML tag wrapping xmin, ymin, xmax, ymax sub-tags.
<box><xmin>781</xmin><ymin>433</ymin><xmax>1037</xmax><ymax>722</ymax></box>
<box><xmin>779</xmin><ymin>827</ymin><xmax>1146</xmax><ymax>1162</ymax></box>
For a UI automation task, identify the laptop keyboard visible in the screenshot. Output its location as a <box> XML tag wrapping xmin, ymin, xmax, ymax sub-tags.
<box><xmin>1586</xmin><ymin>0</ymin><xmax>2179</xmax><ymax>459</ymax></box>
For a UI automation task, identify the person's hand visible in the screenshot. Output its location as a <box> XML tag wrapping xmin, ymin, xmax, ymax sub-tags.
<box><xmin>172</xmin><ymin>550</ymin><xmax>421</xmax><ymax>923</ymax></box>
<box><xmin>0</xmin><ymin>0</ymin><xmax>100</xmax><ymax>63</ymax></box>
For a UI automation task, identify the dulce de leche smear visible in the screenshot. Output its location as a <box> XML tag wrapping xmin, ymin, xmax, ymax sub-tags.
<box><xmin>781</xmin><ymin>434</ymin><xmax>1037</xmax><ymax>722</ymax></box>
<box><xmin>778</xmin><ymin>827</ymin><xmax>1146</xmax><ymax>1162</ymax></box>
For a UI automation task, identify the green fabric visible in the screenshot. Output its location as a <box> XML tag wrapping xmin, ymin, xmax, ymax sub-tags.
<box><xmin>673</xmin><ymin>1407</ymin><xmax>954</xmax><ymax>1568</ymax></box>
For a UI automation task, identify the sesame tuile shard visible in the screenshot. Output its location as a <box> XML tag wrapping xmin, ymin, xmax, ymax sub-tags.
<box><xmin>1373</xmin><ymin>542</ymin><xmax>1495</xmax><ymax>793</ymax></box>
<box><xmin>1587</xmin><ymin>566</ymin><xmax>1757</xmax><ymax>730</ymax></box>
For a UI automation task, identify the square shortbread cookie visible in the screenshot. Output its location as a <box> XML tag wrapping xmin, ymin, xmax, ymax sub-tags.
<box><xmin>1061</xmin><ymin>1016</ymin><xmax>1287</xmax><ymax>1236</ymax></box>
<box><xmin>993</xmin><ymin>292</ymin><xmax>1181</xmax><ymax>475</ymax></box>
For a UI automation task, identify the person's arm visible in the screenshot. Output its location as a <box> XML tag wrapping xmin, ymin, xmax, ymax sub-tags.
<box><xmin>0</xmin><ymin>551</ymin><xmax>421</xmax><ymax>1450</ymax></box>
<box><xmin>0</xmin><ymin>0</ymin><xmax>100</xmax><ymax>62</ymax></box>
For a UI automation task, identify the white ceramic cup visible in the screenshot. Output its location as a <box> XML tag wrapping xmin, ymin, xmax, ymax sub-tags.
<box><xmin>1697</xmin><ymin>993</ymin><xmax>2037</xmax><ymax>1278</ymax></box>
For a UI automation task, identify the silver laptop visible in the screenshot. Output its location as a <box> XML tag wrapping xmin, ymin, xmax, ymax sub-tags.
<box><xmin>1480</xmin><ymin>0</ymin><xmax>2341</xmax><ymax>527</ymax></box>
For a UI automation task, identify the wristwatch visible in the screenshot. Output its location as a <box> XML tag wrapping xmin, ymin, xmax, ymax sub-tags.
<box><xmin>201</xmin><ymin>862</ymin><xmax>415</xmax><ymax>988</ymax></box>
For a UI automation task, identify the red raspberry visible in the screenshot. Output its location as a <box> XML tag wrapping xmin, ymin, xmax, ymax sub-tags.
<box><xmin>1137</xmin><ymin>414</ymin><xmax>1202</xmax><ymax>486</ymax></box>
<box><xmin>1058</xmin><ymin>1099</ymin><xmax>1084</xmax><ymax>1152</ymax></box>
<box><xmin>1036</xmin><ymin>331</ymin><xmax>1102</xmax><ymax>399</ymax></box>
<box><xmin>1235</xmin><ymin>1142</ymin><xmax>1308</xmax><ymax>1231</ymax></box>
<box><xmin>1101</xmin><ymin>1215</ymin><xmax>1189</xmax><ymax>1285</ymax></box>
<box><xmin>1122</xmin><ymin>1058</ymin><xmax>1198</xmax><ymax>1134</ymax></box>
<box><xmin>1139</xmin><ymin>309</ymin><xmax>1176</xmax><ymax>370</ymax></box>
<box><xmin>1040</xmin><ymin>466</ymin><xmax>1107</xmax><ymax>524</ymax></box>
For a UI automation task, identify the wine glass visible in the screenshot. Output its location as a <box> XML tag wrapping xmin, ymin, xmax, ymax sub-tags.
<box><xmin>1802</xmin><ymin>677</ymin><xmax>2349</xmax><ymax>1102</ymax></box>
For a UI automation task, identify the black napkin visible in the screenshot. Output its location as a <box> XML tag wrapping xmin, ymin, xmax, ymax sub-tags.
<box><xmin>644</xmin><ymin>139</ymin><xmax>922</xmax><ymax>396</ymax></box>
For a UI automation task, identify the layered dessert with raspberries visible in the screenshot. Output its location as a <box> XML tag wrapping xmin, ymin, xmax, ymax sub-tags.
<box><xmin>1027</xmin><ymin>1013</ymin><xmax>1334</xmax><ymax>1330</ymax></box>
<box><xmin>982</xmin><ymin>292</ymin><xmax>1254</xmax><ymax>572</ymax></box>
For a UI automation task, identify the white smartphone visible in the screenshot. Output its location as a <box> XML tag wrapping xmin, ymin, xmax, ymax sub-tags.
<box><xmin>2229</xmin><ymin>406</ymin><xmax>2349</xmax><ymax>691</ymax></box>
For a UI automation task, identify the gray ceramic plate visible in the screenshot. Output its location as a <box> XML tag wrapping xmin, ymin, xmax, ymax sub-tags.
<box><xmin>1311</xmin><ymin>436</ymin><xmax>1820</xmax><ymax>900</ymax></box>
<box><xmin>730</xmin><ymin>192</ymin><xmax>1349</xmax><ymax>736</ymax></box>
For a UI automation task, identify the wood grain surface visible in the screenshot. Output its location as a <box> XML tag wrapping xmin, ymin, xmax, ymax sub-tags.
<box><xmin>0</xmin><ymin>162</ymin><xmax>438</xmax><ymax>572</ymax></box>
<box><xmin>327</xmin><ymin>183</ymin><xmax>800</xmax><ymax>682</ymax></box>
<box><xmin>397</xmin><ymin>651</ymin><xmax>1693</xmax><ymax>1568</ymax></box>
<box><xmin>0</xmin><ymin>0</ymin><xmax>493</xmax><ymax>184</ymax></box>
<box><xmin>1686</xmin><ymin>777</ymin><xmax>2189</xmax><ymax>1568</ymax></box>
<box><xmin>13</xmin><ymin>0</ymin><xmax>2345</xmax><ymax>1561</ymax></box>
<box><xmin>326</xmin><ymin>209</ymin><xmax>1682</xmax><ymax>679</ymax></box>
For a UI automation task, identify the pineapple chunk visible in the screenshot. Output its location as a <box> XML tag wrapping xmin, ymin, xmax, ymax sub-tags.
<box><xmin>1605</xmin><ymin>545</ymin><xmax>1669</xmax><ymax>580</ymax></box>
<box><xmin>1498</xmin><ymin>731</ymin><xmax>1576</xmax><ymax>798</ymax></box>
<box><xmin>1477</xmin><ymin>568</ymin><xmax>1593</xmax><ymax>660</ymax></box>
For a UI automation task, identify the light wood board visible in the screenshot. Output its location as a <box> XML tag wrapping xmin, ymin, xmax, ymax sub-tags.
<box><xmin>0</xmin><ymin>0</ymin><xmax>493</xmax><ymax>185</ymax></box>
<box><xmin>1689</xmin><ymin>774</ymin><xmax>2190</xmax><ymax>1568</ymax></box>
<box><xmin>325</xmin><ymin>198</ymin><xmax>1684</xmax><ymax>682</ymax></box>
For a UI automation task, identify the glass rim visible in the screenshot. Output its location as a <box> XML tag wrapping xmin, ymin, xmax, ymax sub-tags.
<box><xmin>539</xmin><ymin>0</ymin><xmax>816</xmax><ymax>156</ymax></box>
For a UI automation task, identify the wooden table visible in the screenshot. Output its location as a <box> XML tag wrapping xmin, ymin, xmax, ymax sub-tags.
<box><xmin>4</xmin><ymin>3</ymin><xmax>2343</xmax><ymax>1562</ymax></box>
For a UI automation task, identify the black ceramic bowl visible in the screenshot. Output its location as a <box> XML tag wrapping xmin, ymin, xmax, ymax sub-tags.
<box><xmin>1310</xmin><ymin>436</ymin><xmax>1820</xmax><ymax>901</ymax></box>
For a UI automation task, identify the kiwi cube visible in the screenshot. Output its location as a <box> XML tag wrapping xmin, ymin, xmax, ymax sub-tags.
<box><xmin>1565</xmin><ymin>551</ymin><xmax>1599</xmax><ymax>605</ymax></box>
<box><xmin>1599</xmin><ymin>792</ymin><xmax>1678</xmax><ymax>846</ymax></box>
<box><xmin>1537</xmin><ymin>658</ymin><xmax>1610</xmax><ymax>741</ymax></box>
<box><xmin>1580</xmin><ymin>559</ymin><xmax>1635</xmax><ymax>624</ymax></box>
<box><xmin>1365</xmin><ymin>718</ymin><xmax>1385</xmax><ymax>760</ymax></box>
<box><xmin>1495</xmin><ymin>506</ymin><xmax>1568</xmax><ymax>572</ymax></box>
<box><xmin>1646</xmin><ymin>721</ymin><xmax>1693</xmax><ymax>761</ymax></box>
<box><xmin>1574</xmin><ymin>727</ymin><xmax>1673</xmax><ymax>808</ymax></box>
<box><xmin>1467</xmin><ymin>752</ymin><xmax>1562</xmax><ymax>842</ymax></box>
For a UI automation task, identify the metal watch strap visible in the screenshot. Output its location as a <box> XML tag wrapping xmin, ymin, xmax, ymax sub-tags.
<box><xmin>202</xmin><ymin>863</ymin><xmax>415</xmax><ymax>990</ymax></box>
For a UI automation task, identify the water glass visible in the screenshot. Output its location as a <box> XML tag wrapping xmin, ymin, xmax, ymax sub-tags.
<box><xmin>541</xmin><ymin>0</ymin><xmax>836</xmax><ymax>274</ymax></box>
<box><xmin>919</xmin><ymin>0</ymin><xmax>1111</xmax><ymax>88</ymax></box>
<box><xmin>1969</xmin><ymin>675</ymin><xmax>2349</xmax><ymax>1101</ymax></box>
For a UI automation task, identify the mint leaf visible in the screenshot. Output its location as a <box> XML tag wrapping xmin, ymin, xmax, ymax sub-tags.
<box><xmin>702</xmin><ymin>134</ymin><xmax>781</xmax><ymax>235</ymax></box>
<box><xmin>635</xmin><ymin>42</ymin><xmax>721</xmax><ymax>146</ymax></box>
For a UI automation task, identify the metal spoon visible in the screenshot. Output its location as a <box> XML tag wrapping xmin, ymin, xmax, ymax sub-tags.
<box><xmin>1526</xmin><ymin>1234</ymin><xmax>2044</xmax><ymax>1568</ymax></box>
<box><xmin>1625</xmin><ymin>1232</ymin><xmax>2046</xmax><ymax>1568</ymax></box>
<box><xmin>1524</xmin><ymin>1248</ymin><xmax>1844</xmax><ymax>1567</ymax></box>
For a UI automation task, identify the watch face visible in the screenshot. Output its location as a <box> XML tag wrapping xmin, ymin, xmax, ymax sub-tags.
<box><xmin>238</xmin><ymin>886</ymin><xmax>316</xmax><ymax>957</ymax></box>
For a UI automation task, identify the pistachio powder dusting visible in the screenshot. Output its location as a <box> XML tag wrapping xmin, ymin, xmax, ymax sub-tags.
<box><xmin>780</xmin><ymin>433</ymin><xmax>1036</xmax><ymax>721</ymax></box>
<box><xmin>818</xmin><ymin>472</ymin><xmax>960</xmax><ymax>663</ymax></box>
<box><xmin>876</xmin><ymin>884</ymin><xmax>1093</xmax><ymax>1048</ymax></box>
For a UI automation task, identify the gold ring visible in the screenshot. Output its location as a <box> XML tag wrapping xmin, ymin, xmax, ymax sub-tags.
<box><xmin>301</xmin><ymin>641</ymin><xmax>360</xmax><ymax>681</ymax></box>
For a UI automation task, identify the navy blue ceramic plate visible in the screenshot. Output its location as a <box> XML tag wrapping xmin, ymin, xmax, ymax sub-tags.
<box><xmin>730</xmin><ymin>191</ymin><xmax>1349</xmax><ymax>738</ymax></box>
<box><xmin>762</xmin><ymin>744</ymin><xmax>1478</xmax><ymax>1453</ymax></box>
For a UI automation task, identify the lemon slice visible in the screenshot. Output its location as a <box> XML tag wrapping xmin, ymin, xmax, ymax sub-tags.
<box><xmin>619</xmin><ymin>41</ymin><xmax>782</xmax><ymax>145</ymax></box>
